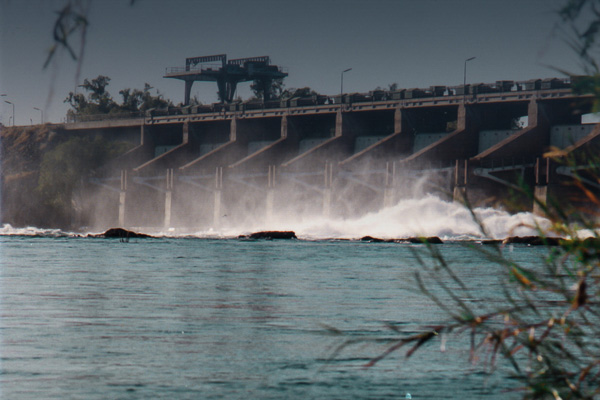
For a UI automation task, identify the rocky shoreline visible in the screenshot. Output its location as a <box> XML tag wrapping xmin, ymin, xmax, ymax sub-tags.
<box><xmin>71</xmin><ymin>228</ymin><xmax>600</xmax><ymax>247</ymax></box>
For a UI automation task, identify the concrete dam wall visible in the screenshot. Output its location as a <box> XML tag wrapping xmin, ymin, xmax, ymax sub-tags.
<box><xmin>62</xmin><ymin>79</ymin><xmax>600</xmax><ymax>231</ymax></box>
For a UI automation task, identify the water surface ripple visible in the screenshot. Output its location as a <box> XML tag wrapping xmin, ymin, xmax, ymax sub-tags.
<box><xmin>1</xmin><ymin>237</ymin><xmax>543</xmax><ymax>399</ymax></box>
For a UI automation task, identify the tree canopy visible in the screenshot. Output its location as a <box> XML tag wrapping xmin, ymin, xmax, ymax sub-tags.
<box><xmin>249</xmin><ymin>78</ymin><xmax>319</xmax><ymax>102</ymax></box>
<box><xmin>64</xmin><ymin>75</ymin><xmax>172</xmax><ymax>119</ymax></box>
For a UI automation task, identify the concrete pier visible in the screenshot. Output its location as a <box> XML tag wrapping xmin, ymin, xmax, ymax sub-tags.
<box><xmin>164</xmin><ymin>169</ymin><xmax>174</xmax><ymax>228</ymax></box>
<box><xmin>213</xmin><ymin>167</ymin><xmax>223</xmax><ymax>228</ymax></box>
<box><xmin>266</xmin><ymin>165</ymin><xmax>276</xmax><ymax>220</ymax></box>
<box><xmin>118</xmin><ymin>170</ymin><xmax>127</xmax><ymax>227</ymax></box>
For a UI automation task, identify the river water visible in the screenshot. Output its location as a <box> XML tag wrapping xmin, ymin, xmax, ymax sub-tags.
<box><xmin>0</xmin><ymin>197</ymin><xmax>553</xmax><ymax>399</ymax></box>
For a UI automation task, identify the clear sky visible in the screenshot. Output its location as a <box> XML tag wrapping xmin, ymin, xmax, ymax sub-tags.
<box><xmin>0</xmin><ymin>0</ymin><xmax>580</xmax><ymax>125</ymax></box>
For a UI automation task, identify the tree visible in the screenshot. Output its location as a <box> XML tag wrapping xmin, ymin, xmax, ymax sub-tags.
<box><xmin>119</xmin><ymin>84</ymin><xmax>170</xmax><ymax>112</ymax></box>
<box><xmin>280</xmin><ymin>86</ymin><xmax>320</xmax><ymax>100</ymax></box>
<box><xmin>64</xmin><ymin>75</ymin><xmax>117</xmax><ymax>117</ymax></box>
<box><xmin>65</xmin><ymin>75</ymin><xmax>171</xmax><ymax>119</ymax></box>
<box><xmin>250</xmin><ymin>78</ymin><xmax>286</xmax><ymax>101</ymax></box>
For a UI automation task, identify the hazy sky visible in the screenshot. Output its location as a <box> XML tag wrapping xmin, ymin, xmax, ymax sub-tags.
<box><xmin>0</xmin><ymin>0</ymin><xmax>580</xmax><ymax>125</ymax></box>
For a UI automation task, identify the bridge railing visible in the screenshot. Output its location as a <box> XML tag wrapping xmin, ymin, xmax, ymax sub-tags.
<box><xmin>67</xmin><ymin>111</ymin><xmax>144</xmax><ymax>123</ymax></box>
<box><xmin>165</xmin><ymin>64</ymin><xmax>288</xmax><ymax>76</ymax></box>
<box><xmin>64</xmin><ymin>77</ymin><xmax>576</xmax><ymax>124</ymax></box>
<box><xmin>165</xmin><ymin>64</ymin><xmax>223</xmax><ymax>75</ymax></box>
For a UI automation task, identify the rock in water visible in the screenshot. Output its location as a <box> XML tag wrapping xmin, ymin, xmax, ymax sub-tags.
<box><xmin>244</xmin><ymin>231</ymin><xmax>297</xmax><ymax>240</ymax></box>
<box><xmin>360</xmin><ymin>236</ymin><xmax>443</xmax><ymax>243</ymax></box>
<box><xmin>361</xmin><ymin>236</ymin><xmax>384</xmax><ymax>242</ymax></box>
<box><xmin>96</xmin><ymin>228</ymin><xmax>152</xmax><ymax>239</ymax></box>
<box><xmin>503</xmin><ymin>236</ymin><xmax>561</xmax><ymax>246</ymax></box>
<box><xmin>407</xmin><ymin>236</ymin><xmax>444</xmax><ymax>244</ymax></box>
<box><xmin>360</xmin><ymin>236</ymin><xmax>393</xmax><ymax>242</ymax></box>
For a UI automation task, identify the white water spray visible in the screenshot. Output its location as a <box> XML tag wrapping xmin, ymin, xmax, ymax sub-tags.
<box><xmin>185</xmin><ymin>195</ymin><xmax>553</xmax><ymax>240</ymax></box>
<box><xmin>0</xmin><ymin>195</ymin><xmax>555</xmax><ymax>240</ymax></box>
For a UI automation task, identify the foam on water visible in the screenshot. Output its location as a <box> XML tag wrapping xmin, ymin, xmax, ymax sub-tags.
<box><xmin>0</xmin><ymin>223</ymin><xmax>72</xmax><ymax>237</ymax></box>
<box><xmin>238</xmin><ymin>194</ymin><xmax>552</xmax><ymax>240</ymax></box>
<box><xmin>0</xmin><ymin>195</ymin><xmax>554</xmax><ymax>240</ymax></box>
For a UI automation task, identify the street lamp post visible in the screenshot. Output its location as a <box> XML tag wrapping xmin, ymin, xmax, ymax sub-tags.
<box><xmin>463</xmin><ymin>57</ymin><xmax>476</xmax><ymax>103</ymax></box>
<box><xmin>34</xmin><ymin>107</ymin><xmax>44</xmax><ymax>124</ymax></box>
<box><xmin>4</xmin><ymin>100</ymin><xmax>14</xmax><ymax>126</ymax></box>
<box><xmin>340</xmin><ymin>68</ymin><xmax>352</xmax><ymax>104</ymax></box>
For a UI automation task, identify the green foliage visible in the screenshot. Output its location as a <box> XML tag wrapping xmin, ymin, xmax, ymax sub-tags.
<box><xmin>37</xmin><ymin>135</ymin><xmax>131</xmax><ymax>218</ymax></box>
<box><xmin>65</xmin><ymin>75</ymin><xmax>116</xmax><ymax>116</ymax></box>
<box><xmin>280</xmin><ymin>86</ymin><xmax>320</xmax><ymax>100</ymax></box>
<box><xmin>249</xmin><ymin>79</ymin><xmax>321</xmax><ymax>101</ymax></box>
<box><xmin>119</xmin><ymin>83</ymin><xmax>171</xmax><ymax>112</ymax></box>
<box><xmin>64</xmin><ymin>75</ymin><xmax>171</xmax><ymax>118</ymax></box>
<box><xmin>250</xmin><ymin>78</ymin><xmax>287</xmax><ymax>100</ymax></box>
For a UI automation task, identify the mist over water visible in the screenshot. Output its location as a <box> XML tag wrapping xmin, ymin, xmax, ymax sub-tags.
<box><xmin>209</xmin><ymin>194</ymin><xmax>551</xmax><ymax>240</ymax></box>
<box><xmin>1</xmin><ymin>195</ymin><xmax>550</xmax><ymax>240</ymax></box>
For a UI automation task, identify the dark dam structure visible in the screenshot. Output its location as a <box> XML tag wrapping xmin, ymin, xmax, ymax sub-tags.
<box><xmin>65</xmin><ymin>70</ymin><xmax>600</xmax><ymax>230</ymax></box>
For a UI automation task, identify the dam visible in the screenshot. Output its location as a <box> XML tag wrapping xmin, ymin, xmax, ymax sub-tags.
<box><xmin>63</xmin><ymin>73</ymin><xmax>599</xmax><ymax>230</ymax></box>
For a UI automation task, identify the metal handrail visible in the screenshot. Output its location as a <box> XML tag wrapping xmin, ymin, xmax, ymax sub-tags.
<box><xmin>67</xmin><ymin>111</ymin><xmax>143</xmax><ymax>123</ymax></box>
<box><xmin>165</xmin><ymin>64</ymin><xmax>223</xmax><ymax>75</ymax></box>
<box><xmin>165</xmin><ymin>64</ymin><xmax>288</xmax><ymax>76</ymax></box>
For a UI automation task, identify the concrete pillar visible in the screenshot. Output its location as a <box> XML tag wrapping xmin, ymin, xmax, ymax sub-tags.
<box><xmin>383</xmin><ymin>161</ymin><xmax>396</xmax><ymax>208</ymax></box>
<box><xmin>140</xmin><ymin>124</ymin><xmax>147</xmax><ymax>145</ymax></box>
<box><xmin>213</xmin><ymin>191</ymin><xmax>222</xmax><ymax>227</ymax></box>
<box><xmin>164</xmin><ymin>169</ymin><xmax>174</xmax><ymax>228</ymax></box>
<box><xmin>118</xmin><ymin>192</ymin><xmax>126</xmax><ymax>227</ymax></box>
<box><xmin>182</xmin><ymin>121</ymin><xmax>190</xmax><ymax>143</ymax></box>
<box><xmin>323</xmin><ymin>162</ymin><xmax>333</xmax><ymax>217</ymax></box>
<box><xmin>164</xmin><ymin>191</ymin><xmax>172</xmax><ymax>228</ymax></box>
<box><xmin>533</xmin><ymin>157</ymin><xmax>552</xmax><ymax>216</ymax></box>
<box><xmin>394</xmin><ymin>107</ymin><xmax>403</xmax><ymax>133</ymax></box>
<box><xmin>383</xmin><ymin>188</ymin><xmax>395</xmax><ymax>208</ymax></box>
<box><xmin>213</xmin><ymin>167</ymin><xmax>223</xmax><ymax>227</ymax></box>
<box><xmin>266</xmin><ymin>191</ymin><xmax>275</xmax><ymax>220</ymax></box>
<box><xmin>335</xmin><ymin>111</ymin><xmax>343</xmax><ymax>137</ymax></box>
<box><xmin>528</xmin><ymin>99</ymin><xmax>539</xmax><ymax>127</ymax></box>
<box><xmin>528</xmin><ymin>99</ymin><xmax>550</xmax><ymax>136</ymax></box>
<box><xmin>453</xmin><ymin>186</ymin><xmax>467</xmax><ymax>205</ymax></box>
<box><xmin>452</xmin><ymin>159</ymin><xmax>469</xmax><ymax>204</ymax></box>
<box><xmin>533</xmin><ymin>185</ymin><xmax>547</xmax><ymax>216</ymax></box>
<box><xmin>457</xmin><ymin>103</ymin><xmax>467</xmax><ymax>131</ymax></box>
<box><xmin>230</xmin><ymin>118</ymin><xmax>237</xmax><ymax>141</ymax></box>
<box><xmin>266</xmin><ymin>165</ymin><xmax>276</xmax><ymax>220</ymax></box>
<box><xmin>323</xmin><ymin>190</ymin><xmax>332</xmax><ymax>217</ymax></box>
<box><xmin>281</xmin><ymin>115</ymin><xmax>288</xmax><ymax>139</ymax></box>
<box><xmin>118</xmin><ymin>170</ymin><xmax>127</xmax><ymax>227</ymax></box>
